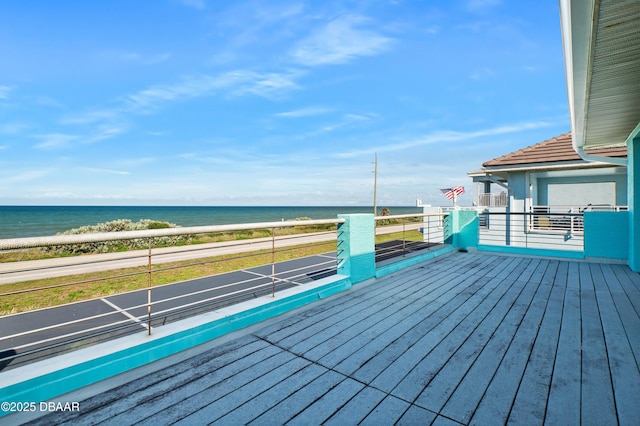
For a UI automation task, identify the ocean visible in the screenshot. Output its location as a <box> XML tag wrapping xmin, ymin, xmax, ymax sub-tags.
<box><xmin>0</xmin><ymin>205</ymin><xmax>423</xmax><ymax>239</ymax></box>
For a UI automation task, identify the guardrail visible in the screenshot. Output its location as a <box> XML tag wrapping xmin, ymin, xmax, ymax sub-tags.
<box><xmin>0</xmin><ymin>218</ymin><xmax>344</xmax><ymax>370</ymax></box>
<box><xmin>374</xmin><ymin>213</ymin><xmax>448</xmax><ymax>264</ymax></box>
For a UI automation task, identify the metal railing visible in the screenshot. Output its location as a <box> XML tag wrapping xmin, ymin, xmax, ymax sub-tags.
<box><xmin>477</xmin><ymin>192</ymin><xmax>508</xmax><ymax>207</ymax></box>
<box><xmin>374</xmin><ymin>213</ymin><xmax>449</xmax><ymax>264</ymax></box>
<box><xmin>0</xmin><ymin>218</ymin><xmax>344</xmax><ymax>370</ymax></box>
<box><xmin>478</xmin><ymin>210</ymin><xmax>584</xmax><ymax>251</ymax></box>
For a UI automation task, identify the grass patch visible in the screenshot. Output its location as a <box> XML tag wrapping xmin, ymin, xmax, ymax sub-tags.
<box><xmin>0</xmin><ymin>239</ymin><xmax>337</xmax><ymax>316</ymax></box>
<box><xmin>0</xmin><ymin>228</ymin><xmax>428</xmax><ymax>316</ymax></box>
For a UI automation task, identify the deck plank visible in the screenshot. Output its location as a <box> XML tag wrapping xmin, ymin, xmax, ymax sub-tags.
<box><xmin>214</xmin><ymin>363</ymin><xmax>327</xmax><ymax>425</ymax></box>
<box><xmin>594</xmin><ymin>267</ymin><xmax>640</xmax><ymax>425</ymax></box>
<box><xmin>601</xmin><ymin>264</ymin><xmax>640</xmax><ymax>368</ymax></box>
<box><xmin>247</xmin><ymin>370</ymin><xmax>346</xmax><ymax>425</ymax></box>
<box><xmin>545</xmin><ymin>286</ymin><xmax>581</xmax><ymax>425</ymax></box>
<box><xmin>439</xmin><ymin>275</ymin><xmax>539</xmax><ymax>423</ymax></box>
<box><xmin>470</xmin><ymin>277</ymin><xmax>553</xmax><ymax>425</ymax></box>
<box><xmin>508</xmin><ymin>283</ymin><xmax>565</xmax><ymax>424</ymax></box>
<box><xmin>392</xmin><ymin>277</ymin><xmax>522</xmax><ymax>404</ymax></box>
<box><xmin>414</xmin><ymin>278</ymin><xmax>528</xmax><ymax>414</ymax></box>
<box><xmin>353</xmin><ymin>274</ymin><xmax>498</xmax><ymax>386</ymax></box>
<box><xmin>566</xmin><ymin>261</ymin><xmax>580</xmax><ymax>290</ymax></box>
<box><xmin>323</xmin><ymin>386</ymin><xmax>388</xmax><ymax>426</ymax></box>
<box><xmin>286</xmin><ymin>377</ymin><xmax>364</xmax><ymax>425</ymax></box>
<box><xmin>330</xmin><ymin>258</ymin><xmax>502</xmax><ymax>373</ymax></box>
<box><xmin>368</xmin><ymin>275</ymin><xmax>504</xmax><ymax>394</ymax></box>
<box><xmin>580</xmin><ymin>284</ymin><xmax>617</xmax><ymax>424</ymax></box>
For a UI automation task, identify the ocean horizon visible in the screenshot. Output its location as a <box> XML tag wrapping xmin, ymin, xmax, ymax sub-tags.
<box><xmin>0</xmin><ymin>205</ymin><xmax>424</xmax><ymax>239</ymax></box>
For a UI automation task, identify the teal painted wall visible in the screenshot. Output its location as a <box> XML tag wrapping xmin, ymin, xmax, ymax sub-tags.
<box><xmin>477</xmin><ymin>244</ymin><xmax>584</xmax><ymax>259</ymax></box>
<box><xmin>628</xmin><ymin>126</ymin><xmax>640</xmax><ymax>271</ymax></box>
<box><xmin>337</xmin><ymin>214</ymin><xmax>375</xmax><ymax>283</ymax></box>
<box><xmin>584</xmin><ymin>211</ymin><xmax>629</xmax><ymax>260</ymax></box>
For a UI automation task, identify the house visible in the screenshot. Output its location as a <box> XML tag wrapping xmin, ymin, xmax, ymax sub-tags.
<box><xmin>468</xmin><ymin>132</ymin><xmax>628</xmax><ymax>212</ymax></box>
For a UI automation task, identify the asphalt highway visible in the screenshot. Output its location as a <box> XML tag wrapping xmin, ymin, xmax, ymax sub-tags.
<box><xmin>0</xmin><ymin>252</ymin><xmax>337</xmax><ymax>371</ymax></box>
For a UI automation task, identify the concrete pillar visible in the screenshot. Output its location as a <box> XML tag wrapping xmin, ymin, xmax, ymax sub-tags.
<box><xmin>628</xmin><ymin>127</ymin><xmax>640</xmax><ymax>271</ymax></box>
<box><xmin>337</xmin><ymin>214</ymin><xmax>375</xmax><ymax>284</ymax></box>
<box><xmin>446</xmin><ymin>210</ymin><xmax>479</xmax><ymax>250</ymax></box>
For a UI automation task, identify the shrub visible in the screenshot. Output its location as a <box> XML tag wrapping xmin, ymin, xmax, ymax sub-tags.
<box><xmin>43</xmin><ymin>219</ymin><xmax>192</xmax><ymax>255</ymax></box>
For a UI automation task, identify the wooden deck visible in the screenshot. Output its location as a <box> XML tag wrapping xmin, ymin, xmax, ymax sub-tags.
<box><xmin>23</xmin><ymin>252</ymin><xmax>640</xmax><ymax>425</ymax></box>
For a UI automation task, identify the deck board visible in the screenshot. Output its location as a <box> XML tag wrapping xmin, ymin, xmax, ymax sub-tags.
<box><xmin>470</xmin><ymin>277</ymin><xmax>553</xmax><ymax>424</ymax></box>
<box><xmin>440</xmin><ymin>276</ymin><xmax>539</xmax><ymax>423</ymax></box>
<box><xmin>24</xmin><ymin>252</ymin><xmax>640</xmax><ymax>426</ymax></box>
<box><xmin>508</xmin><ymin>283</ymin><xmax>564</xmax><ymax>424</ymax></box>
<box><xmin>545</xmin><ymin>286</ymin><xmax>581</xmax><ymax>425</ymax></box>
<box><xmin>580</xmin><ymin>283</ymin><xmax>617</xmax><ymax>424</ymax></box>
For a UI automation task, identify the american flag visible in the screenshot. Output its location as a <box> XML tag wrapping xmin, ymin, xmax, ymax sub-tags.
<box><xmin>440</xmin><ymin>186</ymin><xmax>465</xmax><ymax>200</ymax></box>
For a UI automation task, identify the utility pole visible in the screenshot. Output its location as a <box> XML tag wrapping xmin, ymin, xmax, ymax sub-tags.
<box><xmin>373</xmin><ymin>153</ymin><xmax>378</xmax><ymax>216</ymax></box>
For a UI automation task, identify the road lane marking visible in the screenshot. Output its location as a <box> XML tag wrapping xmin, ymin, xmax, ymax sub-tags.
<box><xmin>101</xmin><ymin>298</ymin><xmax>149</xmax><ymax>330</ymax></box>
<box><xmin>242</xmin><ymin>269</ymin><xmax>303</xmax><ymax>286</ymax></box>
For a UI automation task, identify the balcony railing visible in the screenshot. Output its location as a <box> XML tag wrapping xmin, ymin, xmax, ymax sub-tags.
<box><xmin>374</xmin><ymin>213</ymin><xmax>448</xmax><ymax>265</ymax></box>
<box><xmin>478</xmin><ymin>210</ymin><xmax>584</xmax><ymax>251</ymax></box>
<box><xmin>0</xmin><ymin>219</ymin><xmax>343</xmax><ymax>370</ymax></box>
<box><xmin>476</xmin><ymin>192</ymin><xmax>507</xmax><ymax>207</ymax></box>
<box><xmin>0</xmin><ymin>212</ymin><xmax>454</xmax><ymax>372</ymax></box>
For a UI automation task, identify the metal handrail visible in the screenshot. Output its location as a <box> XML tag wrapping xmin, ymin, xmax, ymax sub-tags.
<box><xmin>374</xmin><ymin>213</ymin><xmax>448</xmax><ymax>263</ymax></box>
<box><xmin>0</xmin><ymin>218</ymin><xmax>345</xmax><ymax>250</ymax></box>
<box><xmin>0</xmin><ymin>219</ymin><xmax>344</xmax><ymax>369</ymax></box>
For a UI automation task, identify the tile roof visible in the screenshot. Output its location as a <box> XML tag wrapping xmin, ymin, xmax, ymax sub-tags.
<box><xmin>482</xmin><ymin>132</ymin><xmax>627</xmax><ymax>167</ymax></box>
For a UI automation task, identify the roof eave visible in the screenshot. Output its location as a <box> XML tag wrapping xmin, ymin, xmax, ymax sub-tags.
<box><xmin>559</xmin><ymin>0</ymin><xmax>640</xmax><ymax>162</ymax></box>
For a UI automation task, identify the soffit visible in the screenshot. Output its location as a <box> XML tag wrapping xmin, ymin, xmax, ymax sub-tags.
<box><xmin>582</xmin><ymin>0</ymin><xmax>640</xmax><ymax>148</ymax></box>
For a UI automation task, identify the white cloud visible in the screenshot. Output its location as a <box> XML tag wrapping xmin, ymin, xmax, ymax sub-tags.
<box><xmin>231</xmin><ymin>70</ymin><xmax>302</xmax><ymax>99</ymax></box>
<box><xmin>60</xmin><ymin>109</ymin><xmax>119</xmax><ymax>125</ymax></box>
<box><xmin>291</xmin><ymin>15</ymin><xmax>393</xmax><ymax>66</ymax></box>
<box><xmin>1</xmin><ymin>169</ymin><xmax>52</xmax><ymax>183</ymax></box>
<box><xmin>0</xmin><ymin>85</ymin><xmax>14</xmax><ymax>99</ymax></box>
<box><xmin>95</xmin><ymin>50</ymin><xmax>171</xmax><ymax>65</ymax></box>
<box><xmin>84</xmin><ymin>125</ymin><xmax>128</xmax><ymax>144</ymax></box>
<box><xmin>34</xmin><ymin>133</ymin><xmax>79</xmax><ymax>149</ymax></box>
<box><xmin>122</xmin><ymin>70</ymin><xmax>302</xmax><ymax>113</ymax></box>
<box><xmin>0</xmin><ymin>122</ymin><xmax>27</xmax><ymax>134</ymax></box>
<box><xmin>469</xmin><ymin>67</ymin><xmax>495</xmax><ymax>80</ymax></box>
<box><xmin>274</xmin><ymin>106</ymin><xmax>333</xmax><ymax>118</ymax></box>
<box><xmin>80</xmin><ymin>167</ymin><xmax>130</xmax><ymax>175</ymax></box>
<box><xmin>335</xmin><ymin>120</ymin><xmax>554</xmax><ymax>158</ymax></box>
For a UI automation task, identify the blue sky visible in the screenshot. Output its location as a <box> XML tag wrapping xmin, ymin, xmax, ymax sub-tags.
<box><xmin>0</xmin><ymin>0</ymin><xmax>569</xmax><ymax>206</ymax></box>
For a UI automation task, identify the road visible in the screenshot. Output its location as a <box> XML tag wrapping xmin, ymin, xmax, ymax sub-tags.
<box><xmin>0</xmin><ymin>224</ymin><xmax>420</xmax><ymax>284</ymax></box>
<box><xmin>0</xmin><ymin>253</ymin><xmax>338</xmax><ymax>371</ymax></box>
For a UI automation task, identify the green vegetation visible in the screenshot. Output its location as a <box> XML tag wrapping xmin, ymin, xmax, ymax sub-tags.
<box><xmin>41</xmin><ymin>219</ymin><xmax>192</xmax><ymax>255</ymax></box>
<box><xmin>0</xmin><ymin>239</ymin><xmax>337</xmax><ymax>316</ymax></box>
<box><xmin>0</xmin><ymin>218</ymin><xmax>338</xmax><ymax>263</ymax></box>
<box><xmin>0</xmin><ymin>218</ymin><xmax>426</xmax><ymax>315</ymax></box>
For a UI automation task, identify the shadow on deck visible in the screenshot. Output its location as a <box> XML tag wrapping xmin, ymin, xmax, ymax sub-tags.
<box><xmin>19</xmin><ymin>252</ymin><xmax>640</xmax><ymax>425</ymax></box>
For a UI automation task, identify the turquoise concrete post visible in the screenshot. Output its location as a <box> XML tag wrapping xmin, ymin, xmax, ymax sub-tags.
<box><xmin>337</xmin><ymin>214</ymin><xmax>375</xmax><ymax>284</ymax></box>
<box><xmin>445</xmin><ymin>210</ymin><xmax>479</xmax><ymax>250</ymax></box>
<box><xmin>584</xmin><ymin>211</ymin><xmax>629</xmax><ymax>260</ymax></box>
<box><xmin>628</xmin><ymin>125</ymin><xmax>640</xmax><ymax>271</ymax></box>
